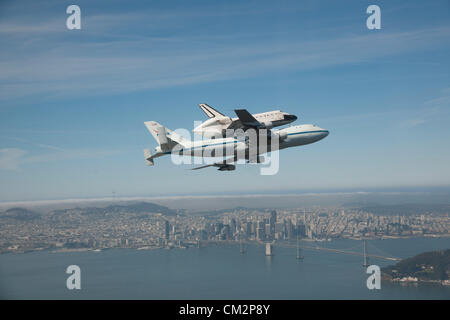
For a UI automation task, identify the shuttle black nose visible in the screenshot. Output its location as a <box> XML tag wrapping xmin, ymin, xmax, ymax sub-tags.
<box><xmin>285</xmin><ymin>114</ymin><xmax>298</xmax><ymax>121</ymax></box>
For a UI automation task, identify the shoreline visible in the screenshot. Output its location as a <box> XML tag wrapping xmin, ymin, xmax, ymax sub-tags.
<box><xmin>2</xmin><ymin>234</ymin><xmax>449</xmax><ymax>255</ymax></box>
<box><xmin>382</xmin><ymin>276</ymin><xmax>450</xmax><ymax>287</ymax></box>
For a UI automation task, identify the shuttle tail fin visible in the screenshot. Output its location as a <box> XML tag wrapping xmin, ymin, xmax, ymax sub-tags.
<box><xmin>199</xmin><ymin>103</ymin><xmax>225</xmax><ymax>119</ymax></box>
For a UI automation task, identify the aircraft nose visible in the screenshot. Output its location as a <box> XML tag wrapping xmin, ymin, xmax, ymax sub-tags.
<box><xmin>285</xmin><ymin>114</ymin><xmax>298</xmax><ymax>121</ymax></box>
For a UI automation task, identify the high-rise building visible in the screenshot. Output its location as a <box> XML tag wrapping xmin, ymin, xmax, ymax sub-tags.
<box><xmin>245</xmin><ymin>222</ymin><xmax>252</xmax><ymax>239</ymax></box>
<box><xmin>215</xmin><ymin>222</ymin><xmax>224</xmax><ymax>236</ymax></box>
<box><xmin>270</xmin><ymin>210</ymin><xmax>277</xmax><ymax>222</ymax></box>
<box><xmin>230</xmin><ymin>218</ymin><xmax>236</xmax><ymax>234</ymax></box>
<box><xmin>221</xmin><ymin>225</ymin><xmax>231</xmax><ymax>240</ymax></box>
<box><xmin>286</xmin><ymin>219</ymin><xmax>294</xmax><ymax>240</ymax></box>
<box><xmin>164</xmin><ymin>220</ymin><xmax>170</xmax><ymax>240</ymax></box>
<box><xmin>252</xmin><ymin>221</ymin><xmax>257</xmax><ymax>235</ymax></box>
<box><xmin>297</xmin><ymin>224</ymin><xmax>306</xmax><ymax>237</ymax></box>
<box><xmin>256</xmin><ymin>227</ymin><xmax>265</xmax><ymax>241</ymax></box>
<box><xmin>265</xmin><ymin>224</ymin><xmax>271</xmax><ymax>240</ymax></box>
<box><xmin>269</xmin><ymin>210</ymin><xmax>277</xmax><ymax>238</ymax></box>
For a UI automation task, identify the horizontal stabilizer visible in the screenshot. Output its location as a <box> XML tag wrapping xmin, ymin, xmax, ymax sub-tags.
<box><xmin>144</xmin><ymin>149</ymin><xmax>154</xmax><ymax>166</ymax></box>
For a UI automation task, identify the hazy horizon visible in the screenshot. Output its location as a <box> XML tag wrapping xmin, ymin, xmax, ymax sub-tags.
<box><xmin>1</xmin><ymin>186</ymin><xmax>450</xmax><ymax>212</ymax></box>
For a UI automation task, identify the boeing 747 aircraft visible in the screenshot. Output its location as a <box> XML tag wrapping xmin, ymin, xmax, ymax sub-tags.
<box><xmin>144</xmin><ymin>109</ymin><xmax>328</xmax><ymax>171</ymax></box>
<box><xmin>193</xmin><ymin>103</ymin><xmax>298</xmax><ymax>137</ymax></box>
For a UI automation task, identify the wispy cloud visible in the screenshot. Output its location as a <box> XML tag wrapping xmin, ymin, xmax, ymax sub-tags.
<box><xmin>317</xmin><ymin>85</ymin><xmax>450</xmax><ymax>129</ymax></box>
<box><xmin>0</xmin><ymin>148</ymin><xmax>27</xmax><ymax>171</ymax></box>
<box><xmin>424</xmin><ymin>93</ymin><xmax>450</xmax><ymax>109</ymax></box>
<box><xmin>23</xmin><ymin>148</ymin><xmax>122</xmax><ymax>164</ymax></box>
<box><xmin>1</xmin><ymin>5</ymin><xmax>449</xmax><ymax>103</ymax></box>
<box><xmin>400</xmin><ymin>89</ymin><xmax>450</xmax><ymax>128</ymax></box>
<box><xmin>34</xmin><ymin>144</ymin><xmax>66</xmax><ymax>152</ymax></box>
<box><xmin>402</xmin><ymin>119</ymin><xmax>425</xmax><ymax>128</ymax></box>
<box><xmin>0</xmin><ymin>144</ymin><xmax>122</xmax><ymax>171</ymax></box>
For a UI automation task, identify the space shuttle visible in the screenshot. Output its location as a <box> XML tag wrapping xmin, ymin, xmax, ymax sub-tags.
<box><xmin>193</xmin><ymin>103</ymin><xmax>298</xmax><ymax>137</ymax></box>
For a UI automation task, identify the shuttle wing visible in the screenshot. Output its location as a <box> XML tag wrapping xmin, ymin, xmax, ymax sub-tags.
<box><xmin>233</xmin><ymin>109</ymin><xmax>264</xmax><ymax>129</ymax></box>
<box><xmin>232</xmin><ymin>109</ymin><xmax>274</xmax><ymax>139</ymax></box>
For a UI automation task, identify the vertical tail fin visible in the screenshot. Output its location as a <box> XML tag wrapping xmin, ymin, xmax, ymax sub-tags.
<box><xmin>199</xmin><ymin>103</ymin><xmax>225</xmax><ymax>118</ymax></box>
<box><xmin>144</xmin><ymin>121</ymin><xmax>192</xmax><ymax>149</ymax></box>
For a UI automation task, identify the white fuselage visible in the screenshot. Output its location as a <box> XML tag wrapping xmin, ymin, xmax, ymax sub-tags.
<box><xmin>163</xmin><ymin>124</ymin><xmax>329</xmax><ymax>158</ymax></box>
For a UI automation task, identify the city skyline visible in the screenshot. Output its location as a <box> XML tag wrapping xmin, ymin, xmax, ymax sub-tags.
<box><xmin>1</xmin><ymin>201</ymin><xmax>448</xmax><ymax>255</ymax></box>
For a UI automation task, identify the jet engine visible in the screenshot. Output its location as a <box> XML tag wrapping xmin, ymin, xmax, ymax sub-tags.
<box><xmin>277</xmin><ymin>131</ymin><xmax>288</xmax><ymax>141</ymax></box>
<box><xmin>218</xmin><ymin>164</ymin><xmax>236</xmax><ymax>171</ymax></box>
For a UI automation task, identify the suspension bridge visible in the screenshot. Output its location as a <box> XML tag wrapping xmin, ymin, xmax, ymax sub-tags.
<box><xmin>278</xmin><ymin>242</ymin><xmax>400</xmax><ymax>261</ymax></box>
<box><xmin>255</xmin><ymin>239</ymin><xmax>401</xmax><ymax>262</ymax></box>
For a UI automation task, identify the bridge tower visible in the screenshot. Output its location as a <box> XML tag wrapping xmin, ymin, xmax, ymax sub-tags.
<box><xmin>363</xmin><ymin>239</ymin><xmax>369</xmax><ymax>267</ymax></box>
<box><xmin>296</xmin><ymin>235</ymin><xmax>304</xmax><ymax>260</ymax></box>
<box><xmin>239</xmin><ymin>229</ymin><xmax>246</xmax><ymax>254</ymax></box>
<box><xmin>265</xmin><ymin>242</ymin><xmax>273</xmax><ymax>256</ymax></box>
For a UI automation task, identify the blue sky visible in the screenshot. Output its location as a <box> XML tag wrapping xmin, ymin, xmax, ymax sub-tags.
<box><xmin>0</xmin><ymin>0</ymin><xmax>449</xmax><ymax>201</ymax></box>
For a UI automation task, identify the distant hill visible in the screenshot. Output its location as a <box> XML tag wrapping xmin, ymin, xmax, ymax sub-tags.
<box><xmin>103</xmin><ymin>202</ymin><xmax>177</xmax><ymax>215</ymax></box>
<box><xmin>355</xmin><ymin>204</ymin><xmax>450</xmax><ymax>216</ymax></box>
<box><xmin>0</xmin><ymin>207</ymin><xmax>41</xmax><ymax>221</ymax></box>
<box><xmin>52</xmin><ymin>202</ymin><xmax>177</xmax><ymax>216</ymax></box>
<box><xmin>192</xmin><ymin>206</ymin><xmax>271</xmax><ymax>216</ymax></box>
<box><xmin>382</xmin><ymin>249</ymin><xmax>450</xmax><ymax>281</ymax></box>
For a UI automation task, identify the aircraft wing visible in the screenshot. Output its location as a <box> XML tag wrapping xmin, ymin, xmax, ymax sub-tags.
<box><xmin>234</xmin><ymin>109</ymin><xmax>263</xmax><ymax>129</ymax></box>
<box><xmin>191</xmin><ymin>156</ymin><xmax>237</xmax><ymax>171</ymax></box>
<box><xmin>231</xmin><ymin>109</ymin><xmax>273</xmax><ymax>141</ymax></box>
